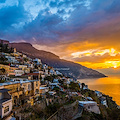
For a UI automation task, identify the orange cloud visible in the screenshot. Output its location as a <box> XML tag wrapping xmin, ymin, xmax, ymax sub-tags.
<box><xmin>71</xmin><ymin>48</ymin><xmax>120</xmax><ymax>69</ymax></box>
<box><xmin>33</xmin><ymin>16</ymin><xmax>120</xmax><ymax>72</ymax></box>
<box><xmin>76</xmin><ymin>61</ymin><xmax>120</xmax><ymax>69</ymax></box>
<box><xmin>71</xmin><ymin>48</ymin><xmax>120</xmax><ymax>58</ymax></box>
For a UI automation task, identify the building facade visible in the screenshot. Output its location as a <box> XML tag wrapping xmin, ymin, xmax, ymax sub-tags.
<box><xmin>0</xmin><ymin>88</ymin><xmax>12</xmax><ymax>118</ymax></box>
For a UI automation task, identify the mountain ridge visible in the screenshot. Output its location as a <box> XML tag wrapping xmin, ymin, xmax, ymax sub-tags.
<box><xmin>10</xmin><ymin>42</ymin><xmax>106</xmax><ymax>79</ymax></box>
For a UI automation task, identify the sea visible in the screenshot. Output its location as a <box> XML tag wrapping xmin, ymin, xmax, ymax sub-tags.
<box><xmin>78</xmin><ymin>74</ymin><xmax>120</xmax><ymax>105</ymax></box>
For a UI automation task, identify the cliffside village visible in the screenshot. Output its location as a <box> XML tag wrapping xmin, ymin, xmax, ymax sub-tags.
<box><xmin>0</xmin><ymin>40</ymin><xmax>110</xmax><ymax>119</ymax></box>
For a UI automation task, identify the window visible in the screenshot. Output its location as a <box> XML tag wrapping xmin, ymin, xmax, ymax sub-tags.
<box><xmin>88</xmin><ymin>106</ymin><xmax>90</xmax><ymax>109</ymax></box>
<box><xmin>35</xmin><ymin>89</ymin><xmax>39</xmax><ymax>94</ymax></box>
<box><xmin>4</xmin><ymin>106</ymin><xmax>9</xmax><ymax>113</ymax></box>
<box><xmin>28</xmin><ymin>84</ymin><xmax>31</xmax><ymax>90</ymax></box>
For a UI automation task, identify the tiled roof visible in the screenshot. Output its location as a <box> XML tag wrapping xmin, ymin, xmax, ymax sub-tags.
<box><xmin>25</xmin><ymin>73</ymin><xmax>39</xmax><ymax>76</ymax></box>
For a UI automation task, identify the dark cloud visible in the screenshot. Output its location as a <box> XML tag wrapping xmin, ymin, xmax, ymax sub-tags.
<box><xmin>0</xmin><ymin>0</ymin><xmax>6</xmax><ymax>3</ymax></box>
<box><xmin>20</xmin><ymin>12</ymin><xmax>63</xmax><ymax>44</ymax></box>
<box><xmin>1</xmin><ymin>0</ymin><xmax>120</xmax><ymax>71</ymax></box>
<box><xmin>0</xmin><ymin>6</ymin><xmax>27</xmax><ymax>29</ymax></box>
<box><xmin>49</xmin><ymin>1</ymin><xmax>58</xmax><ymax>8</ymax></box>
<box><xmin>0</xmin><ymin>0</ymin><xmax>120</xmax><ymax>45</ymax></box>
<box><xmin>0</xmin><ymin>1</ymin><xmax>29</xmax><ymax>40</ymax></box>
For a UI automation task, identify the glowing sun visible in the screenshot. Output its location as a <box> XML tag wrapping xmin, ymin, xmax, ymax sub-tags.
<box><xmin>114</xmin><ymin>66</ymin><xmax>117</xmax><ymax>69</ymax></box>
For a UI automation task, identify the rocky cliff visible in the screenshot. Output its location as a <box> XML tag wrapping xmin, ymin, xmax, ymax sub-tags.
<box><xmin>10</xmin><ymin>42</ymin><xmax>106</xmax><ymax>79</ymax></box>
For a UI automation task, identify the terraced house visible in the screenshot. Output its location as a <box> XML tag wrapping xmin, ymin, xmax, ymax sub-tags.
<box><xmin>0</xmin><ymin>87</ymin><xmax>12</xmax><ymax>118</ymax></box>
<box><xmin>0</xmin><ymin>79</ymin><xmax>41</xmax><ymax>114</ymax></box>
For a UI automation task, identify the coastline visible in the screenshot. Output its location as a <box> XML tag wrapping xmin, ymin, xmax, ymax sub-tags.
<box><xmin>78</xmin><ymin>75</ymin><xmax>120</xmax><ymax>106</ymax></box>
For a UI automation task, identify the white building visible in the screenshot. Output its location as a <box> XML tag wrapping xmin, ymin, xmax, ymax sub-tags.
<box><xmin>41</xmin><ymin>75</ymin><xmax>45</xmax><ymax>81</ymax></box>
<box><xmin>87</xmin><ymin>97</ymin><xmax>93</xmax><ymax>101</ymax></box>
<box><xmin>64</xmin><ymin>78</ymin><xmax>74</xmax><ymax>85</ymax></box>
<box><xmin>79</xmin><ymin>101</ymin><xmax>100</xmax><ymax>114</ymax></box>
<box><xmin>100</xmin><ymin>97</ymin><xmax>108</xmax><ymax>107</ymax></box>
<box><xmin>56</xmin><ymin>71</ymin><xmax>62</xmax><ymax>75</ymax></box>
<box><xmin>40</xmin><ymin>86</ymin><xmax>49</xmax><ymax>95</ymax></box>
<box><xmin>18</xmin><ymin>65</ymin><xmax>27</xmax><ymax>70</ymax></box>
<box><xmin>18</xmin><ymin>65</ymin><xmax>30</xmax><ymax>73</ymax></box>
<box><xmin>11</xmin><ymin>79</ymin><xmax>32</xmax><ymax>94</ymax></box>
<box><xmin>49</xmin><ymin>82</ymin><xmax>59</xmax><ymax>89</ymax></box>
<box><xmin>5</xmin><ymin>56</ymin><xmax>18</xmax><ymax>63</ymax></box>
<box><xmin>23</xmin><ymin>54</ymin><xmax>27</xmax><ymax>58</ymax></box>
<box><xmin>45</xmin><ymin>69</ymin><xmax>48</xmax><ymax>75</ymax></box>
<box><xmin>53</xmin><ymin>79</ymin><xmax>59</xmax><ymax>83</ymax></box>
<box><xmin>0</xmin><ymin>88</ymin><xmax>12</xmax><ymax>118</ymax></box>
<box><xmin>68</xmin><ymin>78</ymin><xmax>73</xmax><ymax>82</ymax></box>
<box><xmin>49</xmin><ymin>69</ymin><xmax>56</xmax><ymax>75</ymax></box>
<box><xmin>43</xmin><ymin>64</ymin><xmax>48</xmax><ymax>69</ymax></box>
<box><xmin>83</xmin><ymin>85</ymin><xmax>88</xmax><ymax>90</ymax></box>
<box><xmin>14</xmin><ymin>70</ymin><xmax>24</xmax><ymax>76</ymax></box>
<box><xmin>78</xmin><ymin>82</ymin><xmax>82</xmax><ymax>89</ymax></box>
<box><xmin>95</xmin><ymin>90</ymin><xmax>102</xmax><ymax>97</ymax></box>
<box><xmin>33</xmin><ymin>58</ymin><xmax>41</xmax><ymax>65</ymax></box>
<box><xmin>28</xmin><ymin>64</ymin><xmax>34</xmax><ymax>68</ymax></box>
<box><xmin>20</xmin><ymin>81</ymin><xmax>32</xmax><ymax>93</ymax></box>
<box><xmin>48</xmin><ymin>91</ymin><xmax>56</xmax><ymax>96</ymax></box>
<box><xmin>39</xmin><ymin>71</ymin><xmax>44</xmax><ymax>74</ymax></box>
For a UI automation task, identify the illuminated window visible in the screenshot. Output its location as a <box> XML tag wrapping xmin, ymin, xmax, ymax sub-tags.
<box><xmin>4</xmin><ymin>106</ymin><xmax>9</xmax><ymax>113</ymax></box>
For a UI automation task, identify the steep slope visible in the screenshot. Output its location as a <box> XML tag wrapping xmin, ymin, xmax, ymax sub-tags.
<box><xmin>10</xmin><ymin>42</ymin><xmax>106</xmax><ymax>79</ymax></box>
<box><xmin>10</xmin><ymin>43</ymin><xmax>59</xmax><ymax>60</ymax></box>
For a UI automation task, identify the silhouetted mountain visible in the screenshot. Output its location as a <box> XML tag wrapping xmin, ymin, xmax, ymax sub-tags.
<box><xmin>10</xmin><ymin>42</ymin><xmax>106</xmax><ymax>79</ymax></box>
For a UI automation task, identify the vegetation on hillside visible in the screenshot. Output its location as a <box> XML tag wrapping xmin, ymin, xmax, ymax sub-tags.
<box><xmin>0</xmin><ymin>43</ymin><xmax>14</xmax><ymax>53</ymax></box>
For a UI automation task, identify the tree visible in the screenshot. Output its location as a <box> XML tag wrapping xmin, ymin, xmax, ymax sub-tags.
<box><xmin>0</xmin><ymin>56</ymin><xmax>8</xmax><ymax>62</ymax></box>
<box><xmin>69</xmin><ymin>82</ymin><xmax>80</xmax><ymax>91</ymax></box>
<box><xmin>58</xmin><ymin>79</ymin><xmax>64</xmax><ymax>85</ymax></box>
<box><xmin>81</xmin><ymin>83</ymin><xmax>85</xmax><ymax>90</ymax></box>
<box><xmin>44</xmin><ymin>75</ymin><xmax>53</xmax><ymax>82</ymax></box>
<box><xmin>40</xmin><ymin>75</ymin><xmax>42</xmax><ymax>80</ymax></box>
<box><xmin>0</xmin><ymin>43</ymin><xmax>14</xmax><ymax>53</ymax></box>
<box><xmin>53</xmin><ymin>87</ymin><xmax>60</xmax><ymax>92</ymax></box>
<box><xmin>23</xmin><ymin>57</ymin><xmax>28</xmax><ymax>62</ymax></box>
<box><xmin>34</xmin><ymin>64</ymin><xmax>38</xmax><ymax>69</ymax></box>
<box><xmin>0</xmin><ymin>68</ymin><xmax>6</xmax><ymax>75</ymax></box>
<box><xmin>9</xmin><ymin>47</ymin><xmax>14</xmax><ymax>53</ymax></box>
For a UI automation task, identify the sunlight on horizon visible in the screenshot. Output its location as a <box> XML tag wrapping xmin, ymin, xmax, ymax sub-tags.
<box><xmin>71</xmin><ymin>48</ymin><xmax>120</xmax><ymax>69</ymax></box>
<box><xmin>79</xmin><ymin>75</ymin><xmax>120</xmax><ymax>105</ymax></box>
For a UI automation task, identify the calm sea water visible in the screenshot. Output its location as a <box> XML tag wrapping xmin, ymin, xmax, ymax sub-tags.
<box><xmin>78</xmin><ymin>75</ymin><xmax>120</xmax><ymax>105</ymax></box>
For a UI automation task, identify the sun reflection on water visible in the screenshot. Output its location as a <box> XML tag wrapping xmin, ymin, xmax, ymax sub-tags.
<box><xmin>78</xmin><ymin>75</ymin><xmax>120</xmax><ymax>105</ymax></box>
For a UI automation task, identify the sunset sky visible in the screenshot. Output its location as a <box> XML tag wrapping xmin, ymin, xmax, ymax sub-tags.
<box><xmin>0</xmin><ymin>0</ymin><xmax>120</xmax><ymax>75</ymax></box>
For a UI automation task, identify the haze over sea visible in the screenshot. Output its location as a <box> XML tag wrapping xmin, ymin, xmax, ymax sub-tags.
<box><xmin>78</xmin><ymin>75</ymin><xmax>120</xmax><ymax>105</ymax></box>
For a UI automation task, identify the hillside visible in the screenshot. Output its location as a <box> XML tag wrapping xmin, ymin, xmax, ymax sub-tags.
<box><xmin>10</xmin><ymin>42</ymin><xmax>106</xmax><ymax>79</ymax></box>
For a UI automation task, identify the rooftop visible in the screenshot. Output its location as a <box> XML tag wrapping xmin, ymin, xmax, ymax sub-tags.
<box><xmin>0</xmin><ymin>80</ymin><xmax>39</xmax><ymax>86</ymax></box>
<box><xmin>0</xmin><ymin>98</ymin><xmax>12</xmax><ymax>104</ymax></box>
<box><xmin>40</xmin><ymin>87</ymin><xmax>49</xmax><ymax>90</ymax></box>
<box><xmin>25</xmin><ymin>73</ymin><xmax>39</xmax><ymax>76</ymax></box>
<box><xmin>79</xmin><ymin>101</ymin><xmax>97</xmax><ymax>104</ymax></box>
<box><xmin>0</xmin><ymin>88</ymin><xmax>10</xmax><ymax>93</ymax></box>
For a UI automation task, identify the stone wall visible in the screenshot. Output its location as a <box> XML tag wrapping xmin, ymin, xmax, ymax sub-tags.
<box><xmin>47</xmin><ymin>100</ymin><xmax>82</xmax><ymax>120</ymax></box>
